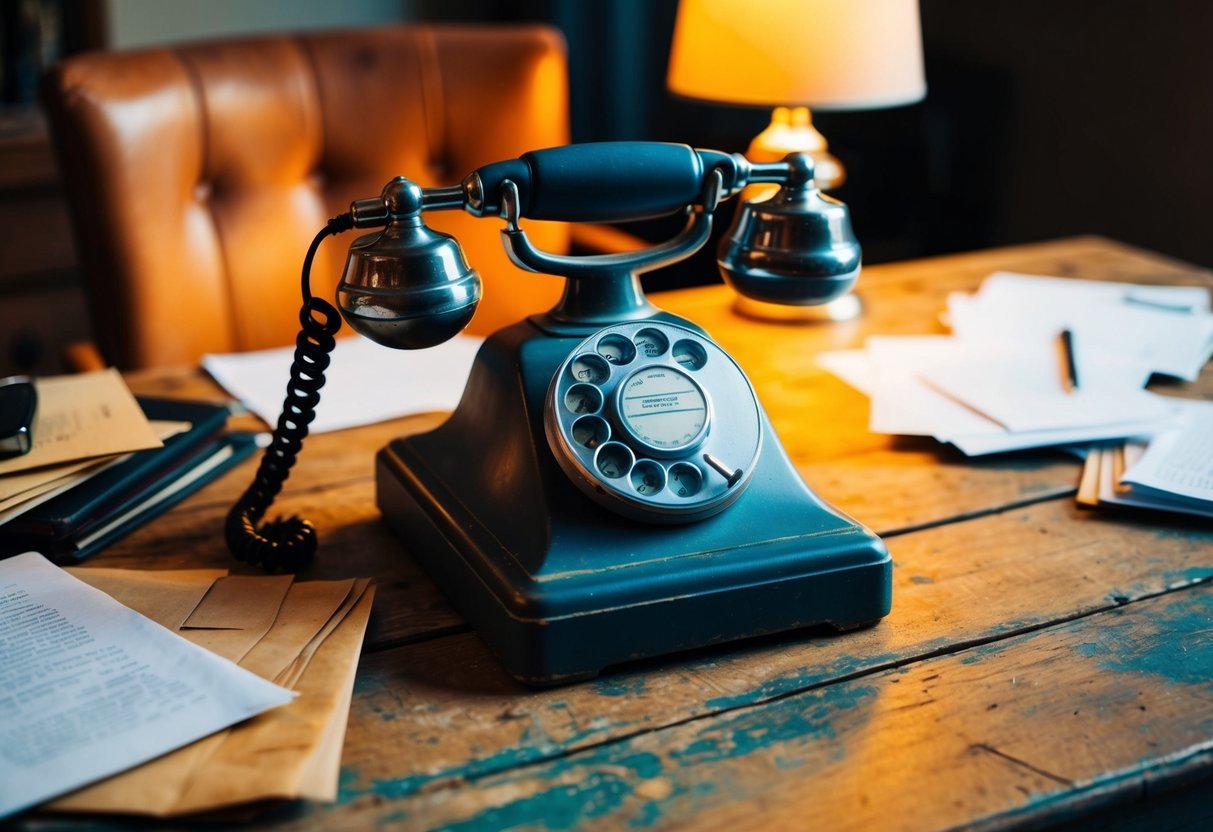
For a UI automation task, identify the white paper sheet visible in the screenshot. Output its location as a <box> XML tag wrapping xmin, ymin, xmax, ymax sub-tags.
<box><xmin>791</xmin><ymin>274</ymin><xmax>1207</xmax><ymax>459</ymax></box>
<box><xmin>1121</xmin><ymin>409</ymin><xmax>1213</xmax><ymax>503</ymax></box>
<box><xmin>815</xmin><ymin>335</ymin><xmax>1179</xmax><ymax>454</ymax></box>
<box><xmin>0</xmin><ymin>553</ymin><xmax>293</xmax><ymax>818</ymax></box>
<box><xmin>919</xmin><ymin>342</ymin><xmax>1175</xmax><ymax>433</ymax></box>
<box><xmin>947</xmin><ymin>417</ymin><xmax>1169</xmax><ymax>457</ymax></box>
<box><xmin>864</xmin><ymin>336</ymin><xmax>1000</xmax><ymax>438</ymax></box>
<box><xmin>976</xmin><ymin>271</ymin><xmax>1211</xmax><ymax>313</ymax></box>
<box><xmin>203</xmin><ymin>334</ymin><xmax>484</xmax><ymax>434</ymax></box>
<box><xmin>948</xmin><ymin>274</ymin><xmax>1213</xmax><ymax>381</ymax></box>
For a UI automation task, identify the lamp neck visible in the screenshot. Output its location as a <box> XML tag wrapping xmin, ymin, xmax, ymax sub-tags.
<box><xmin>748</xmin><ymin>106</ymin><xmax>844</xmax><ymax>190</ymax></box>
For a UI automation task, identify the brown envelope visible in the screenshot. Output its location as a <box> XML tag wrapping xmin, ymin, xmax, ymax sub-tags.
<box><xmin>0</xmin><ymin>370</ymin><xmax>163</xmax><ymax>477</ymax></box>
<box><xmin>49</xmin><ymin>569</ymin><xmax>372</xmax><ymax>816</ymax></box>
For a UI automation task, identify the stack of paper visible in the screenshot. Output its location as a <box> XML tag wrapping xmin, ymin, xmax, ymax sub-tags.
<box><xmin>0</xmin><ymin>373</ymin><xmax>258</xmax><ymax>564</ymax></box>
<box><xmin>1078</xmin><ymin>405</ymin><xmax>1213</xmax><ymax>519</ymax></box>
<box><xmin>0</xmin><ymin>370</ymin><xmax>167</xmax><ymax>525</ymax></box>
<box><xmin>0</xmin><ymin>554</ymin><xmax>292</xmax><ymax>818</ymax></box>
<box><xmin>817</xmin><ymin>272</ymin><xmax>1213</xmax><ymax>456</ymax></box>
<box><xmin>0</xmin><ymin>552</ymin><xmax>373</xmax><ymax>819</ymax></box>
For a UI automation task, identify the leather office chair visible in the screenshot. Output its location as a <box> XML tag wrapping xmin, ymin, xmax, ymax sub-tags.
<box><xmin>42</xmin><ymin>25</ymin><xmax>572</xmax><ymax>370</ymax></box>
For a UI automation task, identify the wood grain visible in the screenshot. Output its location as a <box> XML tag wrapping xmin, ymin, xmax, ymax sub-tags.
<box><xmin>328</xmin><ymin>584</ymin><xmax>1213</xmax><ymax>832</ymax></box>
<box><xmin>22</xmin><ymin>237</ymin><xmax>1211</xmax><ymax>831</ymax></box>
<box><xmin>321</xmin><ymin>497</ymin><xmax>1213</xmax><ymax>813</ymax></box>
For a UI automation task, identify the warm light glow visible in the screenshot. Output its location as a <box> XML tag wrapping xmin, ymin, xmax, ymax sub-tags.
<box><xmin>747</xmin><ymin>106</ymin><xmax>844</xmax><ymax>187</ymax></box>
<box><xmin>667</xmin><ymin>0</ymin><xmax>926</xmax><ymax>111</ymax></box>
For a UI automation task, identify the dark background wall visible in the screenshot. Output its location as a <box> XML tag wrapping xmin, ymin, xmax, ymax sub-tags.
<box><xmin>412</xmin><ymin>0</ymin><xmax>1213</xmax><ymax>289</ymax></box>
<box><xmin>2</xmin><ymin>0</ymin><xmax>1208</xmax><ymax>374</ymax></box>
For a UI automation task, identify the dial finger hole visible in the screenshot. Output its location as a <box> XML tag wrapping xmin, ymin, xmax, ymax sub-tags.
<box><xmin>564</xmin><ymin>383</ymin><xmax>603</xmax><ymax>415</ymax></box>
<box><xmin>570</xmin><ymin>353</ymin><xmax>610</xmax><ymax>384</ymax></box>
<box><xmin>667</xmin><ymin>462</ymin><xmax>703</xmax><ymax>498</ymax></box>
<box><xmin>571</xmin><ymin>415</ymin><xmax>610</xmax><ymax>450</ymax></box>
<box><xmin>596</xmin><ymin>333</ymin><xmax>636</xmax><ymax>365</ymax></box>
<box><xmin>630</xmin><ymin>460</ymin><xmax>666</xmax><ymax>497</ymax></box>
<box><xmin>594</xmin><ymin>442</ymin><xmax>634</xmax><ymax>479</ymax></box>
<box><xmin>633</xmin><ymin>327</ymin><xmax>669</xmax><ymax>358</ymax></box>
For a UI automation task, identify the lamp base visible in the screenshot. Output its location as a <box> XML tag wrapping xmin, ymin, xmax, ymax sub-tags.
<box><xmin>732</xmin><ymin>292</ymin><xmax>863</xmax><ymax>323</ymax></box>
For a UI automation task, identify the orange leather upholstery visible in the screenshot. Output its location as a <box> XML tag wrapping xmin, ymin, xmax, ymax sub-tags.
<box><xmin>43</xmin><ymin>25</ymin><xmax>569</xmax><ymax>370</ymax></box>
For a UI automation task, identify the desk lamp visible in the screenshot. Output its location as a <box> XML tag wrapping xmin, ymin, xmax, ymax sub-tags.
<box><xmin>667</xmin><ymin>0</ymin><xmax>926</xmax><ymax>321</ymax></box>
<box><xmin>229</xmin><ymin>142</ymin><xmax>890</xmax><ymax>684</ymax></box>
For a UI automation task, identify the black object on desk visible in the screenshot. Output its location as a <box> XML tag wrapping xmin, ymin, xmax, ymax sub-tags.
<box><xmin>0</xmin><ymin>398</ymin><xmax>257</xmax><ymax>564</ymax></box>
<box><xmin>0</xmin><ymin>376</ymin><xmax>36</xmax><ymax>459</ymax></box>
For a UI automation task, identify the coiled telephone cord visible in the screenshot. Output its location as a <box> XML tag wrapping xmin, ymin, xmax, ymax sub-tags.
<box><xmin>225</xmin><ymin>213</ymin><xmax>353</xmax><ymax>571</ymax></box>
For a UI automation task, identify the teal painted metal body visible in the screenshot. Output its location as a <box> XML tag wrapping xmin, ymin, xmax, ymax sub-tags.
<box><xmin>376</xmin><ymin>311</ymin><xmax>891</xmax><ymax>684</ymax></box>
<box><xmin>354</xmin><ymin>142</ymin><xmax>888</xmax><ymax>683</ymax></box>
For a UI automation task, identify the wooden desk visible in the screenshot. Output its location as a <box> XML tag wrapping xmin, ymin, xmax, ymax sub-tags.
<box><xmin>35</xmin><ymin>237</ymin><xmax>1213</xmax><ymax>830</ymax></box>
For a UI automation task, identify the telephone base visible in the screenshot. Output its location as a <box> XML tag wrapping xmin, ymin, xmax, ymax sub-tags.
<box><xmin>378</xmin><ymin>442</ymin><xmax>889</xmax><ymax>684</ymax></box>
<box><xmin>374</xmin><ymin>319</ymin><xmax>891</xmax><ymax>685</ymax></box>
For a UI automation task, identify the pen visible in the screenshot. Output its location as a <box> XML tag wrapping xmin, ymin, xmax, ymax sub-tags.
<box><xmin>1123</xmin><ymin>293</ymin><xmax>1200</xmax><ymax>314</ymax></box>
<box><xmin>1056</xmin><ymin>328</ymin><xmax>1079</xmax><ymax>394</ymax></box>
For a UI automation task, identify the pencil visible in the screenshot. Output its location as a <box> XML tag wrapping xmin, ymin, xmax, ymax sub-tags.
<box><xmin>1057</xmin><ymin>328</ymin><xmax>1079</xmax><ymax>393</ymax></box>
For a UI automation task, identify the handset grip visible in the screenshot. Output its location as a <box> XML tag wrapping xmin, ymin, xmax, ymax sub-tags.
<box><xmin>467</xmin><ymin>142</ymin><xmax>742</xmax><ymax>222</ymax></box>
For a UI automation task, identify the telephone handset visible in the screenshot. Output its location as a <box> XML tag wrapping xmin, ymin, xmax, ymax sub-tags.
<box><xmin>227</xmin><ymin>142</ymin><xmax>891</xmax><ymax>684</ymax></box>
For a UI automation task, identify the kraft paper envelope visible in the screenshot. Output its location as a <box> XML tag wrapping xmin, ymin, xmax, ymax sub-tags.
<box><xmin>0</xmin><ymin>421</ymin><xmax>190</xmax><ymax>518</ymax></box>
<box><xmin>0</xmin><ymin>457</ymin><xmax>114</xmax><ymax>511</ymax></box>
<box><xmin>277</xmin><ymin>577</ymin><xmax>371</xmax><ymax>689</ymax></box>
<box><xmin>0</xmin><ymin>370</ymin><xmax>163</xmax><ymax>477</ymax></box>
<box><xmin>70</xmin><ymin>566</ymin><xmax>228</xmax><ymax>626</ymax></box>
<box><xmin>179</xmin><ymin>574</ymin><xmax>296</xmax><ymax>662</ymax></box>
<box><xmin>239</xmin><ymin>580</ymin><xmax>359</xmax><ymax>682</ymax></box>
<box><xmin>51</xmin><ymin>569</ymin><xmax>370</xmax><ymax>816</ymax></box>
<box><xmin>174</xmin><ymin>584</ymin><xmax>374</xmax><ymax>811</ymax></box>
<box><xmin>51</xmin><ymin>569</ymin><xmax>294</xmax><ymax>814</ymax></box>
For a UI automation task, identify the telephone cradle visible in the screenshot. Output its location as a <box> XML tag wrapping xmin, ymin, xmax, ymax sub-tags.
<box><xmin>227</xmin><ymin>142</ymin><xmax>891</xmax><ymax>685</ymax></box>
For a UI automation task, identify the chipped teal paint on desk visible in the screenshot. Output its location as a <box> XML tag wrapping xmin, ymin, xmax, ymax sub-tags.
<box><xmin>13</xmin><ymin>238</ymin><xmax>1213</xmax><ymax>831</ymax></box>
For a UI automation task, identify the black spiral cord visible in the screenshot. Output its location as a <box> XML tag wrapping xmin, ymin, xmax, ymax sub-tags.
<box><xmin>224</xmin><ymin>213</ymin><xmax>354</xmax><ymax>571</ymax></box>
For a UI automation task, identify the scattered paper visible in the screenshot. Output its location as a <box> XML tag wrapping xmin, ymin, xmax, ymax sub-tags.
<box><xmin>203</xmin><ymin>334</ymin><xmax>484</xmax><ymax>433</ymax></box>
<box><xmin>920</xmin><ymin>351</ymin><xmax>1175</xmax><ymax>433</ymax></box>
<box><xmin>948</xmin><ymin>272</ymin><xmax>1213</xmax><ymax>381</ymax></box>
<box><xmin>974</xmin><ymin>271</ymin><xmax>1211</xmax><ymax>312</ymax></box>
<box><xmin>1121</xmin><ymin>409</ymin><xmax>1213</xmax><ymax>504</ymax></box>
<box><xmin>817</xmin><ymin>272</ymin><xmax>1212</xmax><ymax>456</ymax></box>
<box><xmin>947</xmin><ymin>415</ymin><xmax>1176</xmax><ymax>457</ymax></box>
<box><xmin>865</xmin><ymin>336</ymin><xmax>1000</xmax><ymax>438</ymax></box>
<box><xmin>0</xmin><ymin>370</ymin><xmax>163</xmax><ymax>477</ymax></box>
<box><xmin>0</xmin><ymin>553</ymin><xmax>293</xmax><ymax>819</ymax></box>
<box><xmin>813</xmin><ymin>349</ymin><xmax>873</xmax><ymax>396</ymax></box>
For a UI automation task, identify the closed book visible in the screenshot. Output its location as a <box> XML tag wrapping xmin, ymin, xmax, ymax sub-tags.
<box><xmin>0</xmin><ymin>397</ymin><xmax>231</xmax><ymax>540</ymax></box>
<box><xmin>0</xmin><ymin>398</ymin><xmax>258</xmax><ymax>563</ymax></box>
<box><xmin>53</xmin><ymin>431</ymin><xmax>259</xmax><ymax>563</ymax></box>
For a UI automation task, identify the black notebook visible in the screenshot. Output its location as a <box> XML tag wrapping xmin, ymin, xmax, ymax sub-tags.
<box><xmin>0</xmin><ymin>398</ymin><xmax>258</xmax><ymax>564</ymax></box>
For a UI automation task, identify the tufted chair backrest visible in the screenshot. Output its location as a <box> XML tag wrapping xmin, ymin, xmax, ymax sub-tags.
<box><xmin>42</xmin><ymin>24</ymin><xmax>570</xmax><ymax>370</ymax></box>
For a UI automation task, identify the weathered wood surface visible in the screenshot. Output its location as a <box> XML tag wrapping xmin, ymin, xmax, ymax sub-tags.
<box><xmin>315</xmin><ymin>584</ymin><xmax>1213</xmax><ymax>832</ymax></box>
<box><xmin>24</xmin><ymin>237</ymin><xmax>1213</xmax><ymax>830</ymax></box>
<box><xmin>315</xmin><ymin>499</ymin><xmax>1213</xmax><ymax>822</ymax></box>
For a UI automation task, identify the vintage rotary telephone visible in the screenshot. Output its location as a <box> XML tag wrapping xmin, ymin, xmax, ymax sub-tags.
<box><xmin>227</xmin><ymin>142</ymin><xmax>890</xmax><ymax>684</ymax></box>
